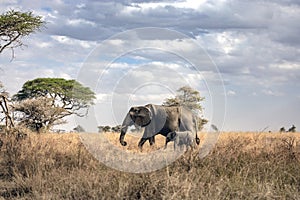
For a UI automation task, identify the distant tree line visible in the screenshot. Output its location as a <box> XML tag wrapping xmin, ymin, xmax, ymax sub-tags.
<box><xmin>98</xmin><ymin>125</ymin><xmax>122</xmax><ymax>133</ymax></box>
<box><xmin>280</xmin><ymin>125</ymin><xmax>296</xmax><ymax>133</ymax></box>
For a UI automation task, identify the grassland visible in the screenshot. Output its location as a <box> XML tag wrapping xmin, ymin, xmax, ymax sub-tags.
<box><xmin>0</xmin><ymin>131</ymin><xmax>300</xmax><ymax>199</ymax></box>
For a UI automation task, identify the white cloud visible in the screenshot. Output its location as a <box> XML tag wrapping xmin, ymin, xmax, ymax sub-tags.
<box><xmin>96</xmin><ymin>93</ymin><xmax>112</xmax><ymax>103</ymax></box>
<box><xmin>67</xmin><ymin>18</ymin><xmax>96</xmax><ymax>27</ymax></box>
<box><xmin>109</xmin><ymin>62</ymin><xmax>131</xmax><ymax>69</ymax></box>
<box><xmin>35</xmin><ymin>41</ymin><xmax>52</xmax><ymax>48</ymax></box>
<box><xmin>76</xmin><ymin>3</ymin><xmax>86</xmax><ymax>9</ymax></box>
<box><xmin>262</xmin><ymin>89</ymin><xmax>284</xmax><ymax>97</ymax></box>
<box><xmin>227</xmin><ymin>90</ymin><xmax>236</xmax><ymax>96</ymax></box>
<box><xmin>270</xmin><ymin>61</ymin><xmax>300</xmax><ymax>70</ymax></box>
<box><xmin>130</xmin><ymin>0</ymin><xmax>207</xmax><ymax>12</ymax></box>
<box><xmin>216</xmin><ymin>32</ymin><xmax>246</xmax><ymax>54</ymax></box>
<box><xmin>51</xmin><ymin>35</ymin><xmax>96</xmax><ymax>48</ymax></box>
<box><xmin>0</xmin><ymin>0</ymin><xmax>17</xmax><ymax>3</ymax></box>
<box><xmin>252</xmin><ymin>92</ymin><xmax>257</xmax><ymax>96</ymax></box>
<box><xmin>129</xmin><ymin>93</ymin><xmax>173</xmax><ymax>104</ymax></box>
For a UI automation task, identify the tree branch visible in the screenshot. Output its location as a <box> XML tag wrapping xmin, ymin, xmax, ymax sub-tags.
<box><xmin>0</xmin><ymin>32</ymin><xmax>21</xmax><ymax>53</ymax></box>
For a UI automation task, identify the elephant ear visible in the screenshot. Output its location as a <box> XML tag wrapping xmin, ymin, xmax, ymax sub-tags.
<box><xmin>129</xmin><ymin>106</ymin><xmax>152</xmax><ymax>127</ymax></box>
<box><xmin>171</xmin><ymin>132</ymin><xmax>177</xmax><ymax>139</ymax></box>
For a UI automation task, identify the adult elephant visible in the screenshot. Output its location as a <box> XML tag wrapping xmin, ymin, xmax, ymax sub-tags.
<box><xmin>119</xmin><ymin>104</ymin><xmax>200</xmax><ymax>149</ymax></box>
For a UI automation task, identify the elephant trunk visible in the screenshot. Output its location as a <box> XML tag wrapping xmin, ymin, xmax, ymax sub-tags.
<box><xmin>119</xmin><ymin>127</ymin><xmax>127</xmax><ymax>146</ymax></box>
<box><xmin>119</xmin><ymin>112</ymin><xmax>134</xmax><ymax>146</ymax></box>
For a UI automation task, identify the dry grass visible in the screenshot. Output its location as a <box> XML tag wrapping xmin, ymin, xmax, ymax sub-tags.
<box><xmin>0</xmin><ymin>130</ymin><xmax>300</xmax><ymax>199</ymax></box>
<box><xmin>103</xmin><ymin>132</ymin><xmax>207</xmax><ymax>153</ymax></box>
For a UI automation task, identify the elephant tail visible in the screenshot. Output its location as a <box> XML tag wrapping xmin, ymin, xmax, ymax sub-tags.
<box><xmin>195</xmin><ymin>134</ymin><xmax>200</xmax><ymax>145</ymax></box>
<box><xmin>194</xmin><ymin>117</ymin><xmax>200</xmax><ymax>145</ymax></box>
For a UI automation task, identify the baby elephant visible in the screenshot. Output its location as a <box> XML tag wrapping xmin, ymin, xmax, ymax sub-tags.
<box><xmin>165</xmin><ymin>131</ymin><xmax>195</xmax><ymax>151</ymax></box>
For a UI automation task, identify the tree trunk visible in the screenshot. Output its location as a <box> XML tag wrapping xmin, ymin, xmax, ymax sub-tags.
<box><xmin>0</xmin><ymin>95</ymin><xmax>14</xmax><ymax>129</ymax></box>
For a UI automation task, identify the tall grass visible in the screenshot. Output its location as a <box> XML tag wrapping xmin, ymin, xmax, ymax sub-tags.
<box><xmin>0</xmin><ymin>130</ymin><xmax>300</xmax><ymax>199</ymax></box>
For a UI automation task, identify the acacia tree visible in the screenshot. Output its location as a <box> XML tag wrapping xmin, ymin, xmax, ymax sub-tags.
<box><xmin>163</xmin><ymin>86</ymin><xmax>207</xmax><ymax>129</ymax></box>
<box><xmin>14</xmin><ymin>78</ymin><xmax>96</xmax><ymax>132</ymax></box>
<box><xmin>163</xmin><ymin>86</ymin><xmax>204</xmax><ymax>110</ymax></box>
<box><xmin>98</xmin><ymin>125</ymin><xmax>111</xmax><ymax>133</ymax></box>
<box><xmin>0</xmin><ymin>10</ymin><xmax>44</xmax><ymax>56</ymax></box>
<box><xmin>73</xmin><ymin>125</ymin><xmax>85</xmax><ymax>133</ymax></box>
<box><xmin>0</xmin><ymin>10</ymin><xmax>44</xmax><ymax>130</ymax></box>
<box><xmin>14</xmin><ymin>97</ymin><xmax>66</xmax><ymax>132</ymax></box>
<box><xmin>111</xmin><ymin>125</ymin><xmax>121</xmax><ymax>133</ymax></box>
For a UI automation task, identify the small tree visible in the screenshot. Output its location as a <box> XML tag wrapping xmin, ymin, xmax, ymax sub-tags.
<box><xmin>279</xmin><ymin>127</ymin><xmax>286</xmax><ymax>133</ymax></box>
<box><xmin>0</xmin><ymin>10</ymin><xmax>44</xmax><ymax>57</ymax></box>
<box><xmin>111</xmin><ymin>125</ymin><xmax>121</xmax><ymax>133</ymax></box>
<box><xmin>73</xmin><ymin>125</ymin><xmax>85</xmax><ymax>133</ymax></box>
<box><xmin>14</xmin><ymin>78</ymin><xmax>96</xmax><ymax>132</ymax></box>
<box><xmin>287</xmin><ymin>125</ymin><xmax>296</xmax><ymax>133</ymax></box>
<box><xmin>163</xmin><ymin>86</ymin><xmax>207</xmax><ymax>130</ymax></box>
<box><xmin>103</xmin><ymin>126</ymin><xmax>111</xmax><ymax>132</ymax></box>
<box><xmin>98</xmin><ymin>125</ymin><xmax>111</xmax><ymax>133</ymax></box>
<box><xmin>163</xmin><ymin>86</ymin><xmax>204</xmax><ymax>111</ymax></box>
<box><xmin>98</xmin><ymin>126</ymin><xmax>104</xmax><ymax>133</ymax></box>
<box><xmin>14</xmin><ymin>97</ymin><xmax>66</xmax><ymax>132</ymax></box>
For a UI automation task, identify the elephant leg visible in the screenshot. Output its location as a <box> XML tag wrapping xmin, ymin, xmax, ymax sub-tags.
<box><xmin>149</xmin><ymin>136</ymin><xmax>155</xmax><ymax>146</ymax></box>
<box><xmin>138</xmin><ymin>138</ymin><xmax>148</xmax><ymax>149</ymax></box>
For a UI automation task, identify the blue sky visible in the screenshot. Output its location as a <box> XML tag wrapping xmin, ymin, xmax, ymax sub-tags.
<box><xmin>0</xmin><ymin>0</ymin><xmax>299</xmax><ymax>132</ymax></box>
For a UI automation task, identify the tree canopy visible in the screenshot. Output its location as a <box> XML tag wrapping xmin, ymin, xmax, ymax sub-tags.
<box><xmin>0</xmin><ymin>10</ymin><xmax>44</xmax><ymax>130</ymax></box>
<box><xmin>73</xmin><ymin>125</ymin><xmax>85</xmax><ymax>133</ymax></box>
<box><xmin>14</xmin><ymin>97</ymin><xmax>66</xmax><ymax>132</ymax></box>
<box><xmin>15</xmin><ymin>78</ymin><xmax>95</xmax><ymax>112</ymax></box>
<box><xmin>163</xmin><ymin>86</ymin><xmax>204</xmax><ymax>111</ymax></box>
<box><xmin>14</xmin><ymin>78</ymin><xmax>96</xmax><ymax>132</ymax></box>
<box><xmin>163</xmin><ymin>86</ymin><xmax>207</xmax><ymax>130</ymax></box>
<box><xmin>0</xmin><ymin>10</ymin><xmax>44</xmax><ymax>55</ymax></box>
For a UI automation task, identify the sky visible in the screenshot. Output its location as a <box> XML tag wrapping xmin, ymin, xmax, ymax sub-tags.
<box><xmin>0</xmin><ymin>0</ymin><xmax>299</xmax><ymax>132</ymax></box>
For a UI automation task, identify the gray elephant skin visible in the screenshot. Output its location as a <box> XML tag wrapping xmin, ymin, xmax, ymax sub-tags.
<box><xmin>119</xmin><ymin>104</ymin><xmax>200</xmax><ymax>149</ymax></box>
<box><xmin>165</xmin><ymin>131</ymin><xmax>195</xmax><ymax>150</ymax></box>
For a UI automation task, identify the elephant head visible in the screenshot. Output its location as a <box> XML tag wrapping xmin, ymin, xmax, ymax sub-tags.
<box><xmin>129</xmin><ymin>106</ymin><xmax>152</xmax><ymax>127</ymax></box>
<box><xmin>164</xmin><ymin>131</ymin><xmax>176</xmax><ymax>149</ymax></box>
<box><xmin>119</xmin><ymin>105</ymin><xmax>153</xmax><ymax>146</ymax></box>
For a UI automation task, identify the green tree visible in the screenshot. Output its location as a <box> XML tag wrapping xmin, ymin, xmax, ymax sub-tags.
<box><xmin>14</xmin><ymin>78</ymin><xmax>96</xmax><ymax>132</ymax></box>
<box><xmin>0</xmin><ymin>10</ymin><xmax>44</xmax><ymax>129</ymax></box>
<box><xmin>111</xmin><ymin>125</ymin><xmax>121</xmax><ymax>133</ymax></box>
<box><xmin>98</xmin><ymin>125</ymin><xmax>111</xmax><ymax>133</ymax></box>
<box><xmin>73</xmin><ymin>125</ymin><xmax>85</xmax><ymax>133</ymax></box>
<box><xmin>14</xmin><ymin>97</ymin><xmax>66</xmax><ymax>132</ymax></box>
<box><xmin>163</xmin><ymin>86</ymin><xmax>204</xmax><ymax>111</ymax></box>
<box><xmin>103</xmin><ymin>126</ymin><xmax>111</xmax><ymax>132</ymax></box>
<box><xmin>0</xmin><ymin>10</ymin><xmax>44</xmax><ymax>56</ymax></box>
<box><xmin>163</xmin><ymin>86</ymin><xmax>207</xmax><ymax>130</ymax></box>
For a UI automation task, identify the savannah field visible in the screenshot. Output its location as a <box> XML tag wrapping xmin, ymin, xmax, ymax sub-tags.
<box><xmin>0</xmin><ymin>130</ymin><xmax>300</xmax><ymax>199</ymax></box>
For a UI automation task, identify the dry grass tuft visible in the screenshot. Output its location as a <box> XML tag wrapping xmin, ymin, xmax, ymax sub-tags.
<box><xmin>0</xmin><ymin>131</ymin><xmax>300</xmax><ymax>199</ymax></box>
